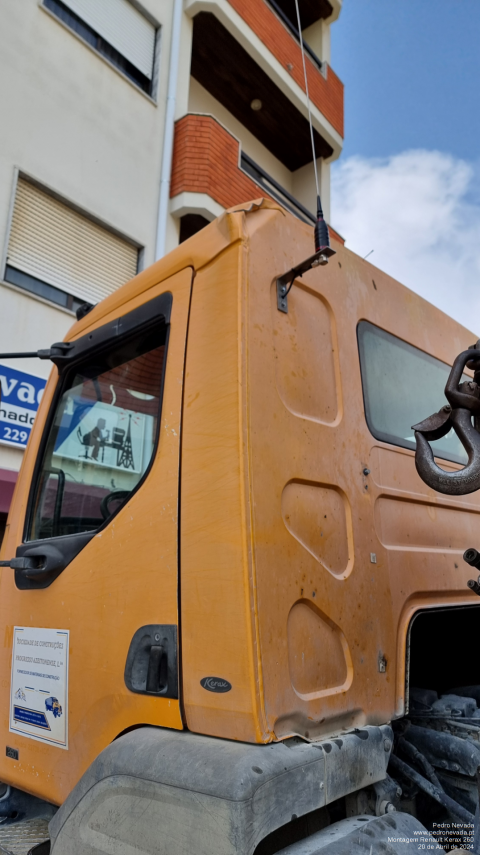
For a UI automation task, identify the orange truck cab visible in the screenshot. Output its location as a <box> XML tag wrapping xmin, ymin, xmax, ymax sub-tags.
<box><xmin>0</xmin><ymin>199</ymin><xmax>479</xmax><ymax>854</ymax></box>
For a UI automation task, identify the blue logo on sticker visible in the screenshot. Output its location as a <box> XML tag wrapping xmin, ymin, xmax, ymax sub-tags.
<box><xmin>45</xmin><ymin>697</ymin><xmax>62</xmax><ymax>718</ymax></box>
<box><xmin>13</xmin><ymin>706</ymin><xmax>51</xmax><ymax>730</ymax></box>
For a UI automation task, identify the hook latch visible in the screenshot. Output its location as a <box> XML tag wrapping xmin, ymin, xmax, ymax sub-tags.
<box><xmin>412</xmin><ymin>346</ymin><xmax>480</xmax><ymax>495</ymax></box>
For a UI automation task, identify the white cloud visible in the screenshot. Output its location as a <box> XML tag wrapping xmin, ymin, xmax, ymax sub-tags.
<box><xmin>331</xmin><ymin>150</ymin><xmax>480</xmax><ymax>334</ymax></box>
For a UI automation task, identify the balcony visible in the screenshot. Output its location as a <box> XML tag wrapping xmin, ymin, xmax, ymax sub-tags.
<box><xmin>240</xmin><ymin>152</ymin><xmax>316</xmax><ymax>224</ymax></box>
<box><xmin>227</xmin><ymin>0</ymin><xmax>344</xmax><ymax>137</ymax></box>
<box><xmin>265</xmin><ymin>0</ymin><xmax>325</xmax><ymax>71</ymax></box>
<box><xmin>267</xmin><ymin>0</ymin><xmax>338</xmax><ymax>30</ymax></box>
<box><xmin>170</xmin><ymin>114</ymin><xmax>344</xmax><ymax>243</ymax></box>
<box><xmin>186</xmin><ymin>0</ymin><xmax>344</xmax><ymax>166</ymax></box>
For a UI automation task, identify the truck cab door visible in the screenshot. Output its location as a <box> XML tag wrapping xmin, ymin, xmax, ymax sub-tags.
<box><xmin>0</xmin><ymin>268</ymin><xmax>192</xmax><ymax>805</ymax></box>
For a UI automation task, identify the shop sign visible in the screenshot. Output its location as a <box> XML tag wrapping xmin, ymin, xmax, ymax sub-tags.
<box><xmin>0</xmin><ymin>364</ymin><xmax>46</xmax><ymax>449</ymax></box>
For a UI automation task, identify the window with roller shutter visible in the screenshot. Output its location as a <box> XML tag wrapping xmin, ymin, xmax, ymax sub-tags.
<box><xmin>42</xmin><ymin>0</ymin><xmax>158</xmax><ymax>96</ymax></box>
<box><xmin>4</xmin><ymin>178</ymin><xmax>139</xmax><ymax>313</ymax></box>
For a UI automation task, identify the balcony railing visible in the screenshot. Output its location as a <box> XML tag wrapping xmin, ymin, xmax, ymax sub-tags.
<box><xmin>240</xmin><ymin>152</ymin><xmax>316</xmax><ymax>225</ymax></box>
<box><xmin>265</xmin><ymin>0</ymin><xmax>324</xmax><ymax>72</ymax></box>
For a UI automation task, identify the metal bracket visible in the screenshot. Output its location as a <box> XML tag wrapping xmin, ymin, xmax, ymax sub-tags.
<box><xmin>464</xmin><ymin>548</ymin><xmax>480</xmax><ymax>596</ymax></box>
<box><xmin>276</xmin><ymin>247</ymin><xmax>336</xmax><ymax>313</ymax></box>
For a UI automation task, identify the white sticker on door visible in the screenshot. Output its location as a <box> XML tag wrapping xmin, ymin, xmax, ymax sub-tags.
<box><xmin>9</xmin><ymin>627</ymin><xmax>69</xmax><ymax>749</ymax></box>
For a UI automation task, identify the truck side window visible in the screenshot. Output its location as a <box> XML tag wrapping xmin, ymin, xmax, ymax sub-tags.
<box><xmin>358</xmin><ymin>321</ymin><xmax>468</xmax><ymax>464</ymax></box>
<box><xmin>27</xmin><ymin>326</ymin><xmax>166</xmax><ymax>541</ymax></box>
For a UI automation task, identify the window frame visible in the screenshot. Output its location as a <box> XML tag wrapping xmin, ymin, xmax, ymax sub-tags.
<box><xmin>3</xmin><ymin>170</ymin><xmax>142</xmax><ymax>313</ymax></box>
<box><xmin>40</xmin><ymin>0</ymin><xmax>160</xmax><ymax>101</ymax></box>
<box><xmin>357</xmin><ymin>320</ymin><xmax>467</xmax><ymax>465</ymax></box>
<box><xmin>4</xmin><ymin>265</ymin><xmax>86</xmax><ymax>313</ymax></box>
<box><xmin>23</xmin><ymin>292</ymin><xmax>172</xmax><ymax>546</ymax></box>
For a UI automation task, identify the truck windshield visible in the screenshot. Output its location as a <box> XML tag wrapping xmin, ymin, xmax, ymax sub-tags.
<box><xmin>27</xmin><ymin>326</ymin><xmax>166</xmax><ymax>541</ymax></box>
<box><xmin>358</xmin><ymin>321</ymin><xmax>469</xmax><ymax>464</ymax></box>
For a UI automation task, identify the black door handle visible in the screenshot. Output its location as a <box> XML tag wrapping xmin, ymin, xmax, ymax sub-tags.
<box><xmin>124</xmin><ymin>625</ymin><xmax>178</xmax><ymax>699</ymax></box>
<box><xmin>146</xmin><ymin>645</ymin><xmax>167</xmax><ymax>694</ymax></box>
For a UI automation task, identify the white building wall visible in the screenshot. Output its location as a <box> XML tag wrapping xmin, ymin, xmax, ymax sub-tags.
<box><xmin>302</xmin><ymin>20</ymin><xmax>330</xmax><ymax>64</ymax></box>
<box><xmin>292</xmin><ymin>158</ymin><xmax>330</xmax><ymax>222</ymax></box>
<box><xmin>0</xmin><ymin>0</ymin><xmax>171</xmax><ymax>271</ymax></box>
<box><xmin>0</xmin><ymin>0</ymin><xmax>173</xmax><ymax>476</ymax></box>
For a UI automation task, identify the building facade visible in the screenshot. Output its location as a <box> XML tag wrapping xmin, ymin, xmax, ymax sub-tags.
<box><xmin>0</xmin><ymin>0</ymin><xmax>344</xmax><ymax>539</ymax></box>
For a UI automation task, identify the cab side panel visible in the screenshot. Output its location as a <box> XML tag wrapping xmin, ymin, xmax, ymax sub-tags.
<box><xmin>243</xmin><ymin>208</ymin><xmax>480</xmax><ymax>739</ymax></box>
<box><xmin>180</xmin><ymin>242</ymin><xmax>267</xmax><ymax>743</ymax></box>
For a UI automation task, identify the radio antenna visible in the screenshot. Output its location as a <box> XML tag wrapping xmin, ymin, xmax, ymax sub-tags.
<box><xmin>275</xmin><ymin>2</ymin><xmax>335</xmax><ymax>314</ymax></box>
<box><xmin>294</xmin><ymin>0</ymin><xmax>318</xmax><ymax>195</ymax></box>
<box><xmin>293</xmin><ymin>0</ymin><xmax>331</xmax><ymax>253</ymax></box>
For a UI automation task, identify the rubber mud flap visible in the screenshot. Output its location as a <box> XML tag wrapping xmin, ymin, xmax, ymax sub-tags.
<box><xmin>276</xmin><ymin>812</ymin><xmax>443</xmax><ymax>853</ymax></box>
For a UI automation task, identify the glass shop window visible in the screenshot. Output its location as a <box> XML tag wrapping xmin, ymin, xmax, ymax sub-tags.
<box><xmin>358</xmin><ymin>321</ymin><xmax>469</xmax><ymax>464</ymax></box>
<box><xmin>28</xmin><ymin>326</ymin><xmax>166</xmax><ymax>541</ymax></box>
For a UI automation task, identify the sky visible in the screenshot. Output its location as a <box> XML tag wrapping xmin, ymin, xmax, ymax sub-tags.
<box><xmin>330</xmin><ymin>1</ymin><xmax>480</xmax><ymax>331</ymax></box>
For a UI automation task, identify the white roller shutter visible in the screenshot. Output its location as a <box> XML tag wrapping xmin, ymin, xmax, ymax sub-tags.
<box><xmin>7</xmin><ymin>179</ymin><xmax>139</xmax><ymax>305</ymax></box>
<box><xmin>61</xmin><ymin>0</ymin><xmax>156</xmax><ymax>79</ymax></box>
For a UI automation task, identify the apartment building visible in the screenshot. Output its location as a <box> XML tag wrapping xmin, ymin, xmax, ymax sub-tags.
<box><xmin>0</xmin><ymin>0</ymin><xmax>344</xmax><ymax>539</ymax></box>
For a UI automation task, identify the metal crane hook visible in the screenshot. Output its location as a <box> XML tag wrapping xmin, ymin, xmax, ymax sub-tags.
<box><xmin>412</xmin><ymin>346</ymin><xmax>480</xmax><ymax>495</ymax></box>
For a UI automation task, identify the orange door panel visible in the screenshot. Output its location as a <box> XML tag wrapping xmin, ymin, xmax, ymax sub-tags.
<box><xmin>0</xmin><ymin>267</ymin><xmax>192</xmax><ymax>805</ymax></box>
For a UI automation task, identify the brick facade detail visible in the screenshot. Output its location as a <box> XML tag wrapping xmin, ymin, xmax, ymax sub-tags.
<box><xmin>227</xmin><ymin>0</ymin><xmax>344</xmax><ymax>138</ymax></box>
<box><xmin>170</xmin><ymin>115</ymin><xmax>263</xmax><ymax>210</ymax></box>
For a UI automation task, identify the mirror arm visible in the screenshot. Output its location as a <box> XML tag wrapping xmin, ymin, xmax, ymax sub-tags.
<box><xmin>0</xmin><ymin>342</ymin><xmax>74</xmax><ymax>361</ymax></box>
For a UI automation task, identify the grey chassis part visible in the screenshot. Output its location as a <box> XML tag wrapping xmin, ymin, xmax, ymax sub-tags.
<box><xmin>277</xmin><ymin>813</ymin><xmax>444</xmax><ymax>854</ymax></box>
<box><xmin>50</xmin><ymin>724</ymin><xmax>392</xmax><ymax>855</ymax></box>
<box><xmin>0</xmin><ymin>786</ymin><xmax>55</xmax><ymax>825</ymax></box>
<box><xmin>405</xmin><ymin>723</ymin><xmax>480</xmax><ymax>776</ymax></box>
